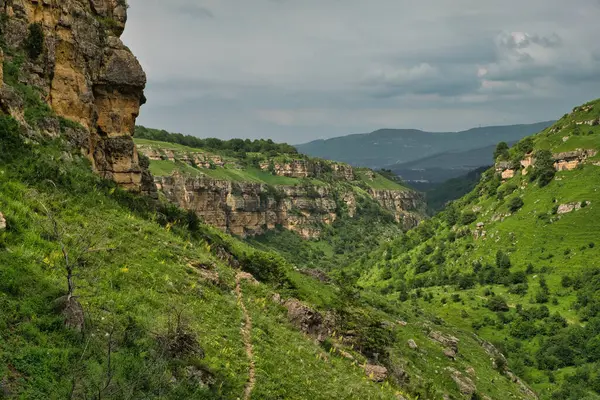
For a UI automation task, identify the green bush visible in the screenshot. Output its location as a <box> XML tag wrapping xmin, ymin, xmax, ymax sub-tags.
<box><xmin>508</xmin><ymin>197</ymin><xmax>524</xmax><ymax>212</ymax></box>
<box><xmin>460</xmin><ymin>211</ymin><xmax>477</xmax><ymax>225</ymax></box>
<box><xmin>25</xmin><ymin>23</ymin><xmax>44</xmax><ymax>59</ymax></box>
<box><xmin>240</xmin><ymin>250</ymin><xmax>290</xmax><ymax>286</ymax></box>
<box><xmin>487</xmin><ymin>295</ymin><xmax>509</xmax><ymax>312</ymax></box>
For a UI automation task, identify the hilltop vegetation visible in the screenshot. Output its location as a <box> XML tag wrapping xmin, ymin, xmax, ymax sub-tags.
<box><xmin>357</xmin><ymin>99</ymin><xmax>600</xmax><ymax>399</ymax></box>
<box><xmin>135</xmin><ymin>125</ymin><xmax>298</xmax><ymax>158</ymax></box>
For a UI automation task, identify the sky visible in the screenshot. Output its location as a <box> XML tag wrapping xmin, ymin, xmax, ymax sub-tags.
<box><xmin>122</xmin><ymin>0</ymin><xmax>600</xmax><ymax>144</ymax></box>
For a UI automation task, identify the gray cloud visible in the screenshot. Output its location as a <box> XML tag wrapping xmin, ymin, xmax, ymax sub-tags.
<box><xmin>123</xmin><ymin>0</ymin><xmax>600</xmax><ymax>142</ymax></box>
<box><xmin>174</xmin><ymin>5</ymin><xmax>214</xmax><ymax>19</ymax></box>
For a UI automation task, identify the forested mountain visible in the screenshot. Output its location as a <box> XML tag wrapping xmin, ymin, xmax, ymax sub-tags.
<box><xmin>296</xmin><ymin>122</ymin><xmax>553</xmax><ymax>170</ymax></box>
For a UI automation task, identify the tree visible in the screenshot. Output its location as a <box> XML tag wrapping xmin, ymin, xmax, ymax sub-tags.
<box><xmin>34</xmin><ymin>188</ymin><xmax>108</xmax><ymax>332</ymax></box>
<box><xmin>530</xmin><ymin>150</ymin><xmax>556</xmax><ymax>187</ymax></box>
<box><xmin>516</xmin><ymin>137</ymin><xmax>535</xmax><ymax>154</ymax></box>
<box><xmin>488</xmin><ymin>295</ymin><xmax>509</xmax><ymax>312</ymax></box>
<box><xmin>25</xmin><ymin>23</ymin><xmax>44</xmax><ymax>59</ymax></box>
<box><xmin>494</xmin><ymin>142</ymin><xmax>510</xmax><ymax>161</ymax></box>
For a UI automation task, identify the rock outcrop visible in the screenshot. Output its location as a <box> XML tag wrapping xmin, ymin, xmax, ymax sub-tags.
<box><xmin>283</xmin><ymin>298</ymin><xmax>332</xmax><ymax>341</ymax></box>
<box><xmin>496</xmin><ymin>149</ymin><xmax>598</xmax><ymax>178</ymax></box>
<box><xmin>138</xmin><ymin>145</ymin><xmax>226</xmax><ymax>169</ymax></box>
<box><xmin>370</xmin><ymin>189</ymin><xmax>425</xmax><ymax>229</ymax></box>
<box><xmin>553</xmin><ymin>149</ymin><xmax>597</xmax><ymax>171</ymax></box>
<box><xmin>156</xmin><ymin>173</ymin><xmax>338</xmax><ymax>238</ymax></box>
<box><xmin>446</xmin><ymin>367</ymin><xmax>476</xmax><ymax>395</ymax></box>
<box><xmin>1</xmin><ymin>0</ymin><xmax>149</xmax><ymax>192</ymax></box>
<box><xmin>363</xmin><ymin>364</ymin><xmax>388</xmax><ymax>382</ymax></box>
<box><xmin>154</xmin><ymin>170</ymin><xmax>424</xmax><ymax>238</ymax></box>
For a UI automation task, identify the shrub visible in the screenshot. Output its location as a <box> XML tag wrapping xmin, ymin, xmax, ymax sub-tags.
<box><xmin>240</xmin><ymin>250</ymin><xmax>290</xmax><ymax>286</ymax></box>
<box><xmin>508</xmin><ymin>197</ymin><xmax>524</xmax><ymax>212</ymax></box>
<box><xmin>25</xmin><ymin>23</ymin><xmax>44</xmax><ymax>59</ymax></box>
<box><xmin>460</xmin><ymin>211</ymin><xmax>477</xmax><ymax>225</ymax></box>
<box><xmin>488</xmin><ymin>295</ymin><xmax>509</xmax><ymax>312</ymax></box>
<box><xmin>496</xmin><ymin>250</ymin><xmax>511</xmax><ymax>269</ymax></box>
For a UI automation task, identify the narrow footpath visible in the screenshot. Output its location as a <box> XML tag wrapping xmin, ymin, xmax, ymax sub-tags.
<box><xmin>235</xmin><ymin>272</ymin><xmax>256</xmax><ymax>400</ymax></box>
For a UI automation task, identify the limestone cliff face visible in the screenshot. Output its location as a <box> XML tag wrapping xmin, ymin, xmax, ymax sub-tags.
<box><xmin>153</xmin><ymin>172</ymin><xmax>424</xmax><ymax>238</ymax></box>
<box><xmin>369</xmin><ymin>189</ymin><xmax>426</xmax><ymax>229</ymax></box>
<box><xmin>156</xmin><ymin>174</ymin><xmax>338</xmax><ymax>238</ymax></box>
<box><xmin>0</xmin><ymin>0</ymin><xmax>149</xmax><ymax>192</ymax></box>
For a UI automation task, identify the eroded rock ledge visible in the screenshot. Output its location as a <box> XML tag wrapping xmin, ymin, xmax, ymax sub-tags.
<box><xmin>156</xmin><ymin>173</ymin><xmax>424</xmax><ymax>238</ymax></box>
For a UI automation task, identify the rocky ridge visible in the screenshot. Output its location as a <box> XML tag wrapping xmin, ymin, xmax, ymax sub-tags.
<box><xmin>141</xmin><ymin>144</ymin><xmax>425</xmax><ymax>238</ymax></box>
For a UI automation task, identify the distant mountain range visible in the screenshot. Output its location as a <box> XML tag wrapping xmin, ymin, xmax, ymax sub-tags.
<box><xmin>386</xmin><ymin>142</ymin><xmax>508</xmax><ymax>183</ymax></box>
<box><xmin>296</xmin><ymin>122</ymin><xmax>555</xmax><ymax>171</ymax></box>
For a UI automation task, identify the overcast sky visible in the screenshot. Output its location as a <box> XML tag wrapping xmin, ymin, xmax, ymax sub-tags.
<box><xmin>122</xmin><ymin>0</ymin><xmax>600</xmax><ymax>144</ymax></box>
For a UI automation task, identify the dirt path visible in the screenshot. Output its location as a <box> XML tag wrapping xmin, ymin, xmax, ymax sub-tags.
<box><xmin>235</xmin><ymin>272</ymin><xmax>256</xmax><ymax>400</ymax></box>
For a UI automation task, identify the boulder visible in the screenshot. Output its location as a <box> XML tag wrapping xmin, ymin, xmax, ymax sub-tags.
<box><xmin>447</xmin><ymin>368</ymin><xmax>476</xmax><ymax>395</ymax></box>
<box><xmin>429</xmin><ymin>330</ymin><xmax>459</xmax><ymax>353</ymax></box>
<box><xmin>53</xmin><ymin>296</ymin><xmax>85</xmax><ymax>332</ymax></box>
<box><xmin>364</xmin><ymin>364</ymin><xmax>388</xmax><ymax>382</ymax></box>
<box><xmin>444</xmin><ymin>347</ymin><xmax>457</xmax><ymax>360</ymax></box>
<box><xmin>407</xmin><ymin>339</ymin><xmax>418</xmax><ymax>350</ymax></box>
<box><xmin>284</xmin><ymin>299</ymin><xmax>327</xmax><ymax>339</ymax></box>
<box><xmin>0</xmin><ymin>212</ymin><xmax>6</xmax><ymax>230</ymax></box>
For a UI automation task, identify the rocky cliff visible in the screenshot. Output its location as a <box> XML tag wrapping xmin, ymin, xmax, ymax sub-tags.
<box><xmin>153</xmin><ymin>171</ymin><xmax>424</xmax><ymax>239</ymax></box>
<box><xmin>137</xmin><ymin>141</ymin><xmax>426</xmax><ymax>237</ymax></box>
<box><xmin>369</xmin><ymin>189</ymin><xmax>426</xmax><ymax>229</ymax></box>
<box><xmin>0</xmin><ymin>0</ymin><xmax>149</xmax><ymax>192</ymax></box>
<box><xmin>156</xmin><ymin>173</ymin><xmax>339</xmax><ymax>238</ymax></box>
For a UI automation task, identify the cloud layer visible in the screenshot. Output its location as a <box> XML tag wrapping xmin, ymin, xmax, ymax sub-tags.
<box><xmin>123</xmin><ymin>0</ymin><xmax>600</xmax><ymax>143</ymax></box>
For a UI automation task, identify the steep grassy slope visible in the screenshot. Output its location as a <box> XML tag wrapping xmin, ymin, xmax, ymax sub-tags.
<box><xmin>296</xmin><ymin>122</ymin><xmax>554</xmax><ymax>169</ymax></box>
<box><xmin>358</xmin><ymin>99</ymin><xmax>600</xmax><ymax>399</ymax></box>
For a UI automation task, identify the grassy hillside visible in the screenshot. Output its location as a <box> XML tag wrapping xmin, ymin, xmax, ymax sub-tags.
<box><xmin>357</xmin><ymin>99</ymin><xmax>600</xmax><ymax>399</ymax></box>
<box><xmin>296</xmin><ymin>122</ymin><xmax>554</xmax><ymax>169</ymax></box>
